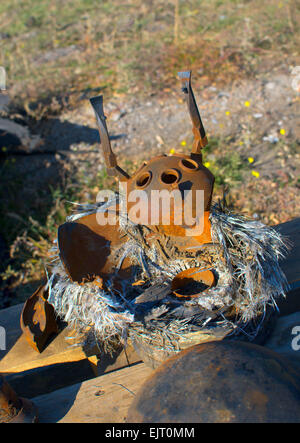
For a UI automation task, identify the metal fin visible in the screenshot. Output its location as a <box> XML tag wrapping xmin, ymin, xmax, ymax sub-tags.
<box><xmin>178</xmin><ymin>71</ymin><xmax>208</xmax><ymax>154</ymax></box>
<box><xmin>90</xmin><ymin>95</ymin><xmax>129</xmax><ymax>180</ymax></box>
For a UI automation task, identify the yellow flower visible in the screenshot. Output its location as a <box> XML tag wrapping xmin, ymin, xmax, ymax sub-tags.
<box><xmin>280</xmin><ymin>128</ymin><xmax>285</xmax><ymax>135</ymax></box>
<box><xmin>180</xmin><ymin>140</ymin><xmax>186</xmax><ymax>146</ymax></box>
<box><xmin>244</xmin><ymin>101</ymin><xmax>250</xmax><ymax>107</ymax></box>
<box><xmin>239</xmin><ymin>141</ymin><xmax>244</xmax><ymax>145</ymax></box>
<box><xmin>169</xmin><ymin>148</ymin><xmax>175</xmax><ymax>154</ymax></box>
<box><xmin>204</xmin><ymin>161</ymin><xmax>211</xmax><ymax>168</ymax></box>
<box><xmin>248</xmin><ymin>157</ymin><xmax>254</xmax><ymax>164</ymax></box>
<box><xmin>225</xmin><ymin>111</ymin><xmax>230</xmax><ymax>116</ymax></box>
<box><xmin>252</xmin><ymin>170</ymin><xmax>260</xmax><ymax>178</ymax></box>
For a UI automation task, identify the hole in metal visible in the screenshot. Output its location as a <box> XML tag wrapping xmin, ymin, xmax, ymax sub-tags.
<box><xmin>136</xmin><ymin>171</ymin><xmax>152</xmax><ymax>188</ymax></box>
<box><xmin>179</xmin><ymin>158</ymin><xmax>198</xmax><ymax>172</ymax></box>
<box><xmin>160</xmin><ymin>169</ymin><xmax>180</xmax><ymax>185</ymax></box>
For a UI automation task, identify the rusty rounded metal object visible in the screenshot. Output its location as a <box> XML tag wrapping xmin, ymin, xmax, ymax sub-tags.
<box><xmin>125</xmin><ymin>153</ymin><xmax>214</xmax><ymax>245</ymax></box>
<box><xmin>127</xmin><ymin>341</ymin><xmax>300</xmax><ymax>423</ymax></box>
<box><xmin>58</xmin><ymin>210</ymin><xmax>134</xmax><ymax>284</ymax></box>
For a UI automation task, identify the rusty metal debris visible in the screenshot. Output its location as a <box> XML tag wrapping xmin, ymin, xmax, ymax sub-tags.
<box><xmin>57</xmin><ymin>71</ymin><xmax>215</xmax><ymax>287</ymax></box>
<box><xmin>58</xmin><ymin>211</ymin><xmax>133</xmax><ymax>286</ymax></box>
<box><xmin>127</xmin><ymin>341</ymin><xmax>300</xmax><ymax>423</ymax></box>
<box><xmin>90</xmin><ymin>95</ymin><xmax>129</xmax><ymax>180</ymax></box>
<box><xmin>125</xmin><ymin>153</ymin><xmax>214</xmax><ymax>246</ymax></box>
<box><xmin>21</xmin><ymin>71</ymin><xmax>288</xmax><ymax>360</ymax></box>
<box><xmin>178</xmin><ymin>70</ymin><xmax>208</xmax><ymax>154</ymax></box>
<box><xmin>0</xmin><ymin>375</ymin><xmax>38</xmax><ymax>423</ymax></box>
<box><xmin>20</xmin><ymin>285</ymin><xmax>59</xmax><ymax>353</ymax></box>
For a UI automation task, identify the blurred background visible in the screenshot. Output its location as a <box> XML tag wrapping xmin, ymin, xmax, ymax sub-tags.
<box><xmin>0</xmin><ymin>0</ymin><xmax>299</xmax><ymax>308</ymax></box>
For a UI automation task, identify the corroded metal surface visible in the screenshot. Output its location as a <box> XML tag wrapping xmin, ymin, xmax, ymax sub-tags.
<box><xmin>20</xmin><ymin>285</ymin><xmax>59</xmax><ymax>353</ymax></box>
<box><xmin>89</xmin><ymin>70</ymin><xmax>214</xmax><ymax>243</ymax></box>
<box><xmin>125</xmin><ymin>153</ymin><xmax>214</xmax><ymax>243</ymax></box>
<box><xmin>0</xmin><ymin>375</ymin><xmax>38</xmax><ymax>423</ymax></box>
<box><xmin>127</xmin><ymin>341</ymin><xmax>300</xmax><ymax>423</ymax></box>
<box><xmin>58</xmin><ymin>211</ymin><xmax>133</xmax><ymax>284</ymax></box>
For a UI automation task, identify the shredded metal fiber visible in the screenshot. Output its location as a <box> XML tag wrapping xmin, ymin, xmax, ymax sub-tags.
<box><xmin>46</xmin><ymin>198</ymin><xmax>289</xmax><ymax>352</ymax></box>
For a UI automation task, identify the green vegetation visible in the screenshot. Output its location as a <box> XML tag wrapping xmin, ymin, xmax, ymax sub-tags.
<box><xmin>1</xmin><ymin>0</ymin><xmax>299</xmax><ymax>115</ymax></box>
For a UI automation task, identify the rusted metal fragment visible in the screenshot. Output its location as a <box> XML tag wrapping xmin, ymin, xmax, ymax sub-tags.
<box><xmin>90</xmin><ymin>95</ymin><xmax>129</xmax><ymax>180</ymax></box>
<box><xmin>127</xmin><ymin>341</ymin><xmax>300</xmax><ymax>423</ymax></box>
<box><xmin>0</xmin><ymin>375</ymin><xmax>38</xmax><ymax>423</ymax></box>
<box><xmin>178</xmin><ymin>70</ymin><xmax>208</xmax><ymax>154</ymax></box>
<box><xmin>58</xmin><ymin>211</ymin><xmax>133</xmax><ymax>284</ymax></box>
<box><xmin>20</xmin><ymin>285</ymin><xmax>58</xmax><ymax>353</ymax></box>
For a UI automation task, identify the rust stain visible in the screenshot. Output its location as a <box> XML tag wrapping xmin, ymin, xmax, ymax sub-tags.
<box><xmin>244</xmin><ymin>389</ymin><xmax>268</xmax><ymax>416</ymax></box>
<box><xmin>215</xmin><ymin>408</ymin><xmax>235</xmax><ymax>423</ymax></box>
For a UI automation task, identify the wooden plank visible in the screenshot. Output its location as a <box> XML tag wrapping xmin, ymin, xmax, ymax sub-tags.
<box><xmin>92</xmin><ymin>344</ymin><xmax>141</xmax><ymax>377</ymax></box>
<box><xmin>0</xmin><ymin>302</ymin><xmax>140</xmax><ymax>397</ymax></box>
<box><xmin>0</xmin><ymin>301</ymin><xmax>96</xmax><ymax>372</ymax></box>
<box><xmin>5</xmin><ymin>358</ymin><xmax>96</xmax><ymax>399</ymax></box>
<box><xmin>0</xmin><ymin>303</ymin><xmax>140</xmax><ymax>375</ymax></box>
<box><xmin>1</xmin><ymin>341</ymin><xmax>140</xmax><ymax>399</ymax></box>
<box><xmin>32</xmin><ymin>362</ymin><xmax>152</xmax><ymax>423</ymax></box>
<box><xmin>0</xmin><ymin>328</ymin><xmax>95</xmax><ymax>374</ymax></box>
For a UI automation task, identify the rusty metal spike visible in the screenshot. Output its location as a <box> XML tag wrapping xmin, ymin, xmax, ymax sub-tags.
<box><xmin>90</xmin><ymin>95</ymin><xmax>129</xmax><ymax>180</ymax></box>
<box><xmin>178</xmin><ymin>71</ymin><xmax>208</xmax><ymax>155</ymax></box>
<box><xmin>20</xmin><ymin>285</ymin><xmax>59</xmax><ymax>353</ymax></box>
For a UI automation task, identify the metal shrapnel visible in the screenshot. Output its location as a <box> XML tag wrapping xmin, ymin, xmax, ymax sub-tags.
<box><xmin>90</xmin><ymin>95</ymin><xmax>129</xmax><ymax>180</ymax></box>
<box><xmin>178</xmin><ymin>70</ymin><xmax>208</xmax><ymax>154</ymax></box>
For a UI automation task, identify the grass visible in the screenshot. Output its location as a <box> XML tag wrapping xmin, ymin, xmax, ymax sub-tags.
<box><xmin>0</xmin><ymin>0</ymin><xmax>299</xmax><ymax>116</ymax></box>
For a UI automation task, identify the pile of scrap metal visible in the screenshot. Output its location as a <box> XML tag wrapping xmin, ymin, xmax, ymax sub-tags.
<box><xmin>20</xmin><ymin>72</ymin><xmax>289</xmax><ymax>358</ymax></box>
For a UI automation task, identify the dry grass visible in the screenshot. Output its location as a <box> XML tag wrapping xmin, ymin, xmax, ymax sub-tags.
<box><xmin>1</xmin><ymin>0</ymin><xmax>299</xmax><ymax>115</ymax></box>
